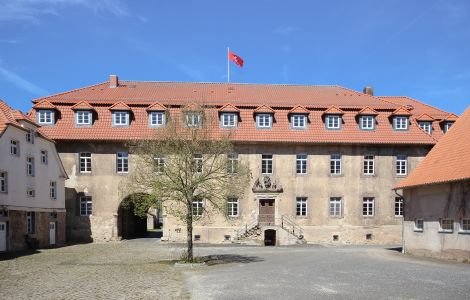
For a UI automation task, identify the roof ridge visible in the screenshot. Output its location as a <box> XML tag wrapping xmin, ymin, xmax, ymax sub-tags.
<box><xmin>120</xmin><ymin>80</ymin><xmax>344</xmax><ymax>88</ymax></box>
<box><xmin>379</xmin><ymin>95</ymin><xmax>451</xmax><ymax>116</ymax></box>
<box><xmin>32</xmin><ymin>81</ymin><xmax>107</xmax><ymax>103</ymax></box>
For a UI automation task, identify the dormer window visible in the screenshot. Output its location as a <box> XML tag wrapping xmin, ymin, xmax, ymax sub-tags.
<box><xmin>360</xmin><ymin>116</ymin><xmax>375</xmax><ymax>130</ymax></box>
<box><xmin>418</xmin><ymin>121</ymin><xmax>432</xmax><ymax>134</ymax></box>
<box><xmin>443</xmin><ymin>122</ymin><xmax>453</xmax><ymax>133</ymax></box>
<box><xmin>37</xmin><ymin>110</ymin><xmax>54</xmax><ymax>125</ymax></box>
<box><xmin>112</xmin><ymin>111</ymin><xmax>129</xmax><ymax>126</ymax></box>
<box><xmin>256</xmin><ymin>114</ymin><xmax>272</xmax><ymax>128</ymax></box>
<box><xmin>326</xmin><ymin>115</ymin><xmax>341</xmax><ymax>129</ymax></box>
<box><xmin>75</xmin><ymin>110</ymin><xmax>92</xmax><ymax>126</ymax></box>
<box><xmin>393</xmin><ymin>116</ymin><xmax>408</xmax><ymax>130</ymax></box>
<box><xmin>291</xmin><ymin>114</ymin><xmax>307</xmax><ymax>129</ymax></box>
<box><xmin>149</xmin><ymin>111</ymin><xmax>165</xmax><ymax>127</ymax></box>
<box><xmin>221</xmin><ymin>113</ymin><xmax>237</xmax><ymax>128</ymax></box>
<box><xmin>185</xmin><ymin>112</ymin><xmax>202</xmax><ymax>127</ymax></box>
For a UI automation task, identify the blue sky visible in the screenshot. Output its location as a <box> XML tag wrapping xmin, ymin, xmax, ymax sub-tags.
<box><xmin>1</xmin><ymin>0</ymin><xmax>469</xmax><ymax>114</ymax></box>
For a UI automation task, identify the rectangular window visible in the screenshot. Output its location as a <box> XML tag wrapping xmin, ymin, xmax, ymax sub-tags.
<box><xmin>185</xmin><ymin>112</ymin><xmax>202</xmax><ymax>127</ymax></box>
<box><xmin>396</xmin><ymin>155</ymin><xmax>407</xmax><ymax>176</ymax></box>
<box><xmin>79</xmin><ymin>152</ymin><xmax>92</xmax><ymax>173</ymax></box>
<box><xmin>80</xmin><ymin>196</ymin><xmax>92</xmax><ymax>216</ymax></box>
<box><xmin>291</xmin><ymin>115</ymin><xmax>307</xmax><ymax>129</ymax></box>
<box><xmin>50</xmin><ymin>181</ymin><xmax>57</xmax><ymax>199</ymax></box>
<box><xmin>414</xmin><ymin>219</ymin><xmax>424</xmax><ymax>232</ymax></box>
<box><xmin>37</xmin><ymin>110</ymin><xmax>54</xmax><ymax>125</ymax></box>
<box><xmin>395</xmin><ymin>197</ymin><xmax>403</xmax><ymax>217</ymax></box>
<box><xmin>27</xmin><ymin>212</ymin><xmax>35</xmax><ymax>234</ymax></box>
<box><xmin>116</xmin><ymin>152</ymin><xmax>129</xmax><ymax>173</ymax></box>
<box><xmin>460</xmin><ymin>219</ymin><xmax>470</xmax><ymax>233</ymax></box>
<box><xmin>296</xmin><ymin>197</ymin><xmax>307</xmax><ymax>216</ymax></box>
<box><xmin>192</xmin><ymin>198</ymin><xmax>203</xmax><ymax>216</ymax></box>
<box><xmin>363</xmin><ymin>155</ymin><xmax>374</xmax><ymax>175</ymax></box>
<box><xmin>330</xmin><ymin>154</ymin><xmax>341</xmax><ymax>175</ymax></box>
<box><xmin>154</xmin><ymin>156</ymin><xmax>166</xmax><ymax>173</ymax></box>
<box><xmin>360</xmin><ymin>116</ymin><xmax>375</xmax><ymax>130</ymax></box>
<box><xmin>261</xmin><ymin>154</ymin><xmax>273</xmax><ymax>174</ymax></box>
<box><xmin>394</xmin><ymin>116</ymin><xmax>409</xmax><ymax>130</ymax></box>
<box><xmin>26</xmin><ymin>157</ymin><xmax>35</xmax><ymax>176</ymax></box>
<box><xmin>10</xmin><ymin>140</ymin><xmax>20</xmax><ymax>156</ymax></box>
<box><xmin>26</xmin><ymin>130</ymin><xmax>34</xmax><ymax>144</ymax></box>
<box><xmin>444</xmin><ymin>122</ymin><xmax>453</xmax><ymax>133</ymax></box>
<box><xmin>439</xmin><ymin>219</ymin><xmax>453</xmax><ymax>232</ymax></box>
<box><xmin>227</xmin><ymin>153</ymin><xmax>238</xmax><ymax>174</ymax></box>
<box><xmin>256</xmin><ymin>114</ymin><xmax>272</xmax><ymax>128</ymax></box>
<box><xmin>329</xmin><ymin>197</ymin><xmax>342</xmax><ymax>217</ymax></box>
<box><xmin>227</xmin><ymin>198</ymin><xmax>239</xmax><ymax>217</ymax></box>
<box><xmin>149</xmin><ymin>111</ymin><xmax>165</xmax><ymax>127</ymax></box>
<box><xmin>27</xmin><ymin>188</ymin><xmax>35</xmax><ymax>197</ymax></box>
<box><xmin>75</xmin><ymin>111</ymin><xmax>92</xmax><ymax>125</ymax></box>
<box><xmin>41</xmin><ymin>150</ymin><xmax>48</xmax><ymax>165</ymax></box>
<box><xmin>326</xmin><ymin>115</ymin><xmax>341</xmax><ymax>129</ymax></box>
<box><xmin>296</xmin><ymin>154</ymin><xmax>307</xmax><ymax>174</ymax></box>
<box><xmin>418</xmin><ymin>121</ymin><xmax>432</xmax><ymax>134</ymax></box>
<box><xmin>363</xmin><ymin>197</ymin><xmax>374</xmax><ymax>216</ymax></box>
<box><xmin>193</xmin><ymin>154</ymin><xmax>203</xmax><ymax>173</ymax></box>
<box><xmin>0</xmin><ymin>171</ymin><xmax>7</xmax><ymax>193</ymax></box>
<box><xmin>113</xmin><ymin>111</ymin><xmax>129</xmax><ymax>126</ymax></box>
<box><xmin>221</xmin><ymin>113</ymin><xmax>237</xmax><ymax>127</ymax></box>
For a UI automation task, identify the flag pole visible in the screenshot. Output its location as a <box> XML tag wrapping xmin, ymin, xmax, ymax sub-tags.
<box><xmin>227</xmin><ymin>47</ymin><xmax>230</xmax><ymax>83</ymax></box>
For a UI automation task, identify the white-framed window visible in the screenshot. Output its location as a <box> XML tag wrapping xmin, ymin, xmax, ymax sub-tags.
<box><xmin>227</xmin><ymin>197</ymin><xmax>239</xmax><ymax>217</ymax></box>
<box><xmin>116</xmin><ymin>152</ymin><xmax>129</xmax><ymax>173</ymax></box>
<box><xmin>296</xmin><ymin>154</ymin><xmax>307</xmax><ymax>174</ymax></box>
<box><xmin>395</xmin><ymin>197</ymin><xmax>403</xmax><ymax>217</ymax></box>
<box><xmin>221</xmin><ymin>113</ymin><xmax>237</xmax><ymax>128</ymax></box>
<box><xmin>27</xmin><ymin>188</ymin><xmax>35</xmax><ymax>197</ymax></box>
<box><xmin>329</xmin><ymin>197</ymin><xmax>342</xmax><ymax>217</ymax></box>
<box><xmin>0</xmin><ymin>171</ymin><xmax>7</xmax><ymax>193</ymax></box>
<box><xmin>459</xmin><ymin>219</ymin><xmax>470</xmax><ymax>233</ymax></box>
<box><xmin>37</xmin><ymin>110</ymin><xmax>54</xmax><ymax>125</ymax></box>
<box><xmin>360</xmin><ymin>116</ymin><xmax>375</xmax><ymax>130</ymax></box>
<box><xmin>10</xmin><ymin>140</ymin><xmax>20</xmax><ymax>156</ymax></box>
<box><xmin>193</xmin><ymin>154</ymin><xmax>203</xmax><ymax>173</ymax></box>
<box><xmin>291</xmin><ymin>114</ymin><xmax>307</xmax><ymax>129</ymax></box>
<box><xmin>363</xmin><ymin>197</ymin><xmax>374</xmax><ymax>216</ymax></box>
<box><xmin>80</xmin><ymin>196</ymin><xmax>92</xmax><ymax>216</ymax></box>
<box><xmin>50</xmin><ymin>181</ymin><xmax>57</xmax><ymax>199</ymax></box>
<box><xmin>418</xmin><ymin>121</ymin><xmax>432</xmax><ymax>134</ymax></box>
<box><xmin>439</xmin><ymin>219</ymin><xmax>453</xmax><ymax>233</ymax></box>
<box><xmin>75</xmin><ymin>110</ymin><xmax>92</xmax><ymax>125</ymax></box>
<box><xmin>296</xmin><ymin>197</ymin><xmax>307</xmax><ymax>217</ymax></box>
<box><xmin>396</xmin><ymin>155</ymin><xmax>407</xmax><ymax>176</ymax></box>
<box><xmin>192</xmin><ymin>198</ymin><xmax>203</xmax><ymax>216</ymax></box>
<box><xmin>443</xmin><ymin>122</ymin><xmax>453</xmax><ymax>133</ymax></box>
<box><xmin>26</xmin><ymin>130</ymin><xmax>34</xmax><ymax>144</ymax></box>
<box><xmin>112</xmin><ymin>111</ymin><xmax>129</xmax><ymax>126</ymax></box>
<box><xmin>79</xmin><ymin>152</ymin><xmax>91</xmax><ymax>173</ymax></box>
<box><xmin>393</xmin><ymin>116</ymin><xmax>408</xmax><ymax>130</ymax></box>
<box><xmin>256</xmin><ymin>114</ymin><xmax>272</xmax><ymax>128</ymax></box>
<box><xmin>363</xmin><ymin>155</ymin><xmax>374</xmax><ymax>175</ymax></box>
<box><xmin>261</xmin><ymin>154</ymin><xmax>273</xmax><ymax>174</ymax></box>
<box><xmin>326</xmin><ymin>115</ymin><xmax>341</xmax><ymax>129</ymax></box>
<box><xmin>414</xmin><ymin>219</ymin><xmax>424</xmax><ymax>232</ymax></box>
<box><xmin>227</xmin><ymin>153</ymin><xmax>238</xmax><ymax>174</ymax></box>
<box><xmin>185</xmin><ymin>112</ymin><xmax>202</xmax><ymax>127</ymax></box>
<box><xmin>154</xmin><ymin>156</ymin><xmax>166</xmax><ymax>173</ymax></box>
<box><xmin>330</xmin><ymin>154</ymin><xmax>341</xmax><ymax>175</ymax></box>
<box><xmin>26</xmin><ymin>157</ymin><xmax>35</xmax><ymax>176</ymax></box>
<box><xmin>149</xmin><ymin>111</ymin><xmax>165</xmax><ymax>127</ymax></box>
<box><xmin>41</xmin><ymin>150</ymin><xmax>48</xmax><ymax>165</ymax></box>
<box><xmin>27</xmin><ymin>212</ymin><xmax>35</xmax><ymax>234</ymax></box>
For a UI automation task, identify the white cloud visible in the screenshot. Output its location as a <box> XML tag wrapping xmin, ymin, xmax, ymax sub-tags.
<box><xmin>0</xmin><ymin>65</ymin><xmax>49</xmax><ymax>95</ymax></box>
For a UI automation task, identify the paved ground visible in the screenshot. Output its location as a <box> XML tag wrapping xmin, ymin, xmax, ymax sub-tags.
<box><xmin>1</xmin><ymin>241</ymin><xmax>469</xmax><ymax>299</ymax></box>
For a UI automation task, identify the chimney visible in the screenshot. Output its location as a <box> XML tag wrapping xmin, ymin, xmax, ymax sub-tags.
<box><xmin>109</xmin><ymin>75</ymin><xmax>119</xmax><ymax>88</ymax></box>
<box><xmin>363</xmin><ymin>86</ymin><xmax>374</xmax><ymax>96</ymax></box>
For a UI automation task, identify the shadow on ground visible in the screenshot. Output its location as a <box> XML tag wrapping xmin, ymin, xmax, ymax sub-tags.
<box><xmin>201</xmin><ymin>254</ymin><xmax>264</xmax><ymax>266</ymax></box>
<box><xmin>0</xmin><ymin>249</ymin><xmax>41</xmax><ymax>261</ymax></box>
<box><xmin>385</xmin><ymin>246</ymin><xmax>403</xmax><ymax>253</ymax></box>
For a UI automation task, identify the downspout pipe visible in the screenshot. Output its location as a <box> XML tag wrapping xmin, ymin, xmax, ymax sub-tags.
<box><xmin>394</xmin><ymin>189</ymin><xmax>405</xmax><ymax>254</ymax></box>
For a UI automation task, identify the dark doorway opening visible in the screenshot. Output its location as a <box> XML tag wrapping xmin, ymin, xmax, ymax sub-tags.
<box><xmin>118</xmin><ymin>194</ymin><xmax>151</xmax><ymax>239</ymax></box>
<box><xmin>264</xmin><ymin>229</ymin><xmax>276</xmax><ymax>246</ymax></box>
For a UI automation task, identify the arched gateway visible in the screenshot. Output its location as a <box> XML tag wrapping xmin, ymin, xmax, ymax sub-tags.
<box><xmin>118</xmin><ymin>194</ymin><xmax>155</xmax><ymax>239</ymax></box>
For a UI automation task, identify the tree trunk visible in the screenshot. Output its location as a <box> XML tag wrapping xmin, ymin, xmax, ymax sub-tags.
<box><xmin>186</xmin><ymin>202</ymin><xmax>193</xmax><ymax>262</ymax></box>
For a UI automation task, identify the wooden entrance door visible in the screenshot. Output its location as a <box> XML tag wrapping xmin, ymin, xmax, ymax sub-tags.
<box><xmin>259</xmin><ymin>199</ymin><xmax>275</xmax><ymax>225</ymax></box>
<box><xmin>0</xmin><ymin>222</ymin><xmax>6</xmax><ymax>251</ymax></box>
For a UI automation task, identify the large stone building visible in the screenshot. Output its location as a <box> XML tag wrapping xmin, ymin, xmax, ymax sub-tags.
<box><xmin>0</xmin><ymin>100</ymin><xmax>67</xmax><ymax>251</ymax></box>
<box><xmin>29</xmin><ymin>75</ymin><xmax>457</xmax><ymax>245</ymax></box>
<box><xmin>395</xmin><ymin>106</ymin><xmax>470</xmax><ymax>261</ymax></box>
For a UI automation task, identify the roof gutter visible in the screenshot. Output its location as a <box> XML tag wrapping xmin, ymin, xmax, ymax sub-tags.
<box><xmin>394</xmin><ymin>189</ymin><xmax>405</xmax><ymax>254</ymax></box>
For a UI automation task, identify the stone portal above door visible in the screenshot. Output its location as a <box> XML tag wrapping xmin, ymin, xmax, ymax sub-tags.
<box><xmin>252</xmin><ymin>176</ymin><xmax>283</xmax><ymax>193</ymax></box>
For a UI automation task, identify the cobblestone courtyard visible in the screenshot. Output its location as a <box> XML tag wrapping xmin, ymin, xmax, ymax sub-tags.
<box><xmin>1</xmin><ymin>240</ymin><xmax>469</xmax><ymax>299</ymax></box>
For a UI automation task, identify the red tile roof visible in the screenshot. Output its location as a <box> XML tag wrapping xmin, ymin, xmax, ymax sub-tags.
<box><xmin>440</xmin><ymin>113</ymin><xmax>458</xmax><ymax>122</ymax></box>
<box><xmin>323</xmin><ymin>105</ymin><xmax>344</xmax><ymax>115</ymax></box>
<box><xmin>219</xmin><ymin>103</ymin><xmax>240</xmax><ymax>112</ymax></box>
<box><xmin>71</xmin><ymin>101</ymin><xmax>94</xmax><ymax>110</ymax></box>
<box><xmin>33</xmin><ymin>100</ymin><xmax>57</xmax><ymax>110</ymax></box>
<box><xmin>109</xmin><ymin>101</ymin><xmax>131</xmax><ymax>111</ymax></box>
<box><xmin>146</xmin><ymin>102</ymin><xmax>167</xmax><ymax>111</ymax></box>
<box><xmin>356</xmin><ymin>106</ymin><xmax>378</xmax><ymax>116</ymax></box>
<box><xmin>415</xmin><ymin>113</ymin><xmax>435</xmax><ymax>122</ymax></box>
<box><xmin>395</xmin><ymin>105</ymin><xmax>470</xmax><ymax>189</ymax></box>
<box><xmin>254</xmin><ymin>105</ymin><xmax>274</xmax><ymax>114</ymax></box>
<box><xmin>289</xmin><ymin>105</ymin><xmax>310</xmax><ymax>114</ymax></box>
<box><xmin>390</xmin><ymin>106</ymin><xmax>412</xmax><ymax>116</ymax></box>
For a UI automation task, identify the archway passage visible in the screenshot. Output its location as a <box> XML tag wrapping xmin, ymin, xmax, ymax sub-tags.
<box><xmin>264</xmin><ymin>229</ymin><xmax>276</xmax><ymax>246</ymax></box>
<box><xmin>118</xmin><ymin>194</ymin><xmax>152</xmax><ymax>239</ymax></box>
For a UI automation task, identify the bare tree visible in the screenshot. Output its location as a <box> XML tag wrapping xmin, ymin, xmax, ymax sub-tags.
<box><xmin>124</xmin><ymin>104</ymin><xmax>250</xmax><ymax>261</ymax></box>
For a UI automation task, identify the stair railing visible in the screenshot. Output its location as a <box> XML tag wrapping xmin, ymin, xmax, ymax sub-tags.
<box><xmin>234</xmin><ymin>215</ymin><xmax>259</xmax><ymax>240</ymax></box>
<box><xmin>281</xmin><ymin>215</ymin><xmax>304</xmax><ymax>239</ymax></box>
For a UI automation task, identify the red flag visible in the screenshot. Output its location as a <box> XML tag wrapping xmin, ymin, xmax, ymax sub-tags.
<box><xmin>228</xmin><ymin>50</ymin><xmax>244</xmax><ymax>67</ymax></box>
